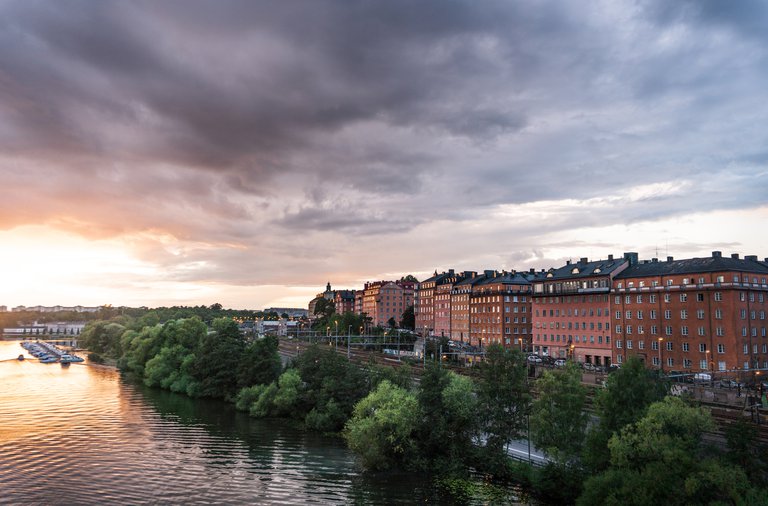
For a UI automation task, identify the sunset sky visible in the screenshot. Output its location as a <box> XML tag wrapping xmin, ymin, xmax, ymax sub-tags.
<box><xmin>1</xmin><ymin>1</ymin><xmax>767</xmax><ymax>310</ymax></box>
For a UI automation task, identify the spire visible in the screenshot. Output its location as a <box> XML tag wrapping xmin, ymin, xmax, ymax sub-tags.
<box><xmin>326</xmin><ymin>282</ymin><xmax>331</xmax><ymax>292</ymax></box>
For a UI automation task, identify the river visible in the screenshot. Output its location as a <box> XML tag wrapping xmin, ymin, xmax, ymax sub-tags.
<box><xmin>0</xmin><ymin>340</ymin><xmax>452</xmax><ymax>505</ymax></box>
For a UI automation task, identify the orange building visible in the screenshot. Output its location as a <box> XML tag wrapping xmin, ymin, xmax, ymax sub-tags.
<box><xmin>531</xmin><ymin>254</ymin><xmax>630</xmax><ymax>365</ymax></box>
<box><xmin>416</xmin><ymin>270</ymin><xmax>455</xmax><ymax>336</ymax></box>
<box><xmin>450</xmin><ymin>272</ymin><xmax>480</xmax><ymax>342</ymax></box>
<box><xmin>612</xmin><ymin>252</ymin><xmax>768</xmax><ymax>376</ymax></box>
<box><xmin>362</xmin><ymin>280</ymin><xmax>415</xmax><ymax>327</ymax></box>
<box><xmin>469</xmin><ymin>270</ymin><xmax>536</xmax><ymax>350</ymax></box>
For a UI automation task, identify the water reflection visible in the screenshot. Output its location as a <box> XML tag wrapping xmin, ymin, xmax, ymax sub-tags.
<box><xmin>0</xmin><ymin>340</ymin><xmax>434</xmax><ymax>505</ymax></box>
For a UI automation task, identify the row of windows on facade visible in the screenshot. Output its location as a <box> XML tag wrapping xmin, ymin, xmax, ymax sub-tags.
<box><xmin>616</xmin><ymin>309</ymin><xmax>768</xmax><ymax>320</ymax></box>
<box><xmin>473</xmin><ymin>327</ymin><xmax>528</xmax><ymax>335</ymax></box>
<box><xmin>536</xmin><ymin>307</ymin><xmax>610</xmax><ymax>317</ymax></box>
<box><xmin>617</xmin><ymin>275</ymin><xmax>768</xmax><ymax>288</ymax></box>
<box><xmin>615</xmin><ymin>354</ymin><xmax>740</xmax><ymax>371</ymax></box>
<box><xmin>535</xmin><ymin>334</ymin><xmax>609</xmax><ymax>344</ymax></box>
<box><xmin>536</xmin><ymin>279</ymin><xmax>609</xmax><ymax>293</ymax></box>
<box><xmin>615</xmin><ymin>325</ymin><xmax>767</xmax><ymax>337</ymax></box>
<box><xmin>615</xmin><ymin>292</ymin><xmax>766</xmax><ymax>304</ymax></box>
<box><xmin>535</xmin><ymin>295</ymin><xmax>610</xmax><ymax>304</ymax></box>
<box><xmin>615</xmin><ymin>340</ymin><xmax>768</xmax><ymax>356</ymax></box>
<box><xmin>537</xmin><ymin>321</ymin><xmax>607</xmax><ymax>330</ymax></box>
<box><xmin>471</xmin><ymin>305</ymin><xmax>527</xmax><ymax>314</ymax></box>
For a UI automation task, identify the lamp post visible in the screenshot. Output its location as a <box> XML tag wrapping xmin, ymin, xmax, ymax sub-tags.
<box><xmin>658</xmin><ymin>337</ymin><xmax>664</xmax><ymax>373</ymax></box>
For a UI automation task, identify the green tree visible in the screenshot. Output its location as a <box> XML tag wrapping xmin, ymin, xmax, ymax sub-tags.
<box><xmin>189</xmin><ymin>318</ymin><xmax>246</xmax><ymax>399</ymax></box>
<box><xmin>344</xmin><ymin>380</ymin><xmax>419</xmax><ymax>471</ymax></box>
<box><xmin>579</xmin><ymin>396</ymin><xmax>758</xmax><ymax>506</ymax></box>
<box><xmin>237</xmin><ymin>335</ymin><xmax>281</xmax><ymax>388</ymax></box>
<box><xmin>531</xmin><ymin>363</ymin><xmax>588</xmax><ymax>464</ymax></box>
<box><xmin>400</xmin><ymin>305</ymin><xmax>415</xmax><ymax>330</ymax></box>
<box><xmin>80</xmin><ymin>320</ymin><xmax>127</xmax><ymax>358</ymax></box>
<box><xmin>584</xmin><ymin>356</ymin><xmax>668</xmax><ymax>471</ymax></box>
<box><xmin>475</xmin><ymin>345</ymin><xmax>530</xmax><ymax>474</ymax></box>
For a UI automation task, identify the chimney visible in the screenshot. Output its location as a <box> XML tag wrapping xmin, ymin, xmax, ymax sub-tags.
<box><xmin>529</xmin><ymin>268</ymin><xmax>535</xmax><ymax>274</ymax></box>
<box><xmin>448</xmin><ymin>269</ymin><xmax>455</xmax><ymax>275</ymax></box>
<box><xmin>608</xmin><ymin>254</ymin><xmax>614</xmax><ymax>261</ymax></box>
<box><xmin>580</xmin><ymin>257</ymin><xmax>588</xmax><ymax>263</ymax></box>
<box><xmin>712</xmin><ymin>251</ymin><xmax>722</xmax><ymax>258</ymax></box>
<box><xmin>652</xmin><ymin>258</ymin><xmax>658</xmax><ymax>263</ymax></box>
<box><xmin>566</xmin><ymin>260</ymin><xmax>571</xmax><ymax>265</ymax></box>
<box><xmin>746</xmin><ymin>255</ymin><xmax>758</xmax><ymax>261</ymax></box>
<box><xmin>667</xmin><ymin>256</ymin><xmax>674</xmax><ymax>262</ymax></box>
<box><xmin>731</xmin><ymin>253</ymin><xmax>740</xmax><ymax>259</ymax></box>
<box><xmin>623</xmin><ymin>252</ymin><xmax>639</xmax><ymax>266</ymax></box>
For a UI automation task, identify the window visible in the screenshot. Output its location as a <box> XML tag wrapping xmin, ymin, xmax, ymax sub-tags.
<box><xmin>650</xmin><ymin>294</ymin><xmax>657</xmax><ymax>303</ymax></box>
<box><xmin>667</xmin><ymin>279</ymin><xmax>674</xmax><ymax>286</ymax></box>
<box><xmin>715</xmin><ymin>309</ymin><xmax>723</xmax><ymax>319</ymax></box>
<box><xmin>615</xmin><ymin>311</ymin><xmax>621</xmax><ymax>320</ymax></box>
<box><xmin>682</xmin><ymin>342</ymin><xmax>689</xmax><ymax>352</ymax></box>
<box><xmin>743</xmin><ymin>344</ymin><xmax>749</xmax><ymax>355</ymax></box>
<box><xmin>637</xmin><ymin>295</ymin><xmax>643</xmax><ymax>303</ymax></box>
<box><xmin>697</xmin><ymin>327</ymin><xmax>705</xmax><ymax>336</ymax></box>
<box><xmin>617</xmin><ymin>354</ymin><xmax>623</xmax><ymax>364</ymax></box>
<box><xmin>680</xmin><ymin>293</ymin><xmax>688</xmax><ymax>302</ymax></box>
<box><xmin>650</xmin><ymin>310</ymin><xmax>657</xmax><ymax>319</ymax></box>
<box><xmin>714</xmin><ymin>292</ymin><xmax>722</xmax><ymax>301</ymax></box>
<box><xmin>681</xmin><ymin>326</ymin><xmax>689</xmax><ymax>336</ymax></box>
<box><xmin>697</xmin><ymin>309</ymin><xmax>705</xmax><ymax>319</ymax></box>
<box><xmin>697</xmin><ymin>293</ymin><xmax>704</xmax><ymax>302</ymax></box>
<box><xmin>717</xmin><ymin>344</ymin><xmax>725</xmax><ymax>354</ymax></box>
<box><xmin>625</xmin><ymin>296</ymin><xmax>631</xmax><ymax>304</ymax></box>
<box><xmin>614</xmin><ymin>296</ymin><xmax>620</xmax><ymax>305</ymax></box>
<box><xmin>651</xmin><ymin>340</ymin><xmax>659</xmax><ymax>351</ymax></box>
<box><xmin>716</xmin><ymin>327</ymin><xmax>724</xmax><ymax>336</ymax></box>
<box><xmin>651</xmin><ymin>325</ymin><xmax>658</xmax><ymax>335</ymax></box>
<box><xmin>627</xmin><ymin>340</ymin><xmax>633</xmax><ymax>349</ymax></box>
<box><xmin>664</xmin><ymin>310</ymin><xmax>672</xmax><ymax>320</ymax></box>
<box><xmin>681</xmin><ymin>310</ymin><xmax>688</xmax><ymax>320</ymax></box>
<box><xmin>615</xmin><ymin>325</ymin><xmax>622</xmax><ymax>334</ymax></box>
<box><xmin>684</xmin><ymin>359</ymin><xmax>692</xmax><ymax>368</ymax></box>
<box><xmin>700</xmin><ymin>360</ymin><xmax>707</xmax><ymax>370</ymax></box>
<box><xmin>616</xmin><ymin>340</ymin><xmax>622</xmax><ymax>349</ymax></box>
<box><xmin>652</xmin><ymin>356</ymin><xmax>660</xmax><ymax>366</ymax></box>
<box><xmin>626</xmin><ymin>325</ymin><xmax>633</xmax><ymax>335</ymax></box>
<box><xmin>664</xmin><ymin>294</ymin><xmax>671</xmax><ymax>303</ymax></box>
<box><xmin>625</xmin><ymin>311</ymin><xmax>632</xmax><ymax>319</ymax></box>
<box><xmin>638</xmin><ymin>325</ymin><xmax>644</xmax><ymax>334</ymax></box>
<box><xmin>667</xmin><ymin>357</ymin><xmax>674</xmax><ymax>367</ymax></box>
<box><xmin>699</xmin><ymin>343</ymin><xmax>706</xmax><ymax>352</ymax></box>
<box><xmin>666</xmin><ymin>341</ymin><xmax>673</xmax><ymax>351</ymax></box>
<box><xmin>637</xmin><ymin>311</ymin><xmax>643</xmax><ymax>319</ymax></box>
<box><xmin>639</xmin><ymin>340</ymin><xmax>645</xmax><ymax>350</ymax></box>
<box><xmin>665</xmin><ymin>326</ymin><xmax>673</xmax><ymax>336</ymax></box>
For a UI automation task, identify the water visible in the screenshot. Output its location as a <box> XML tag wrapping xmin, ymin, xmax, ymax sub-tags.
<box><xmin>0</xmin><ymin>340</ymin><xmax>437</xmax><ymax>505</ymax></box>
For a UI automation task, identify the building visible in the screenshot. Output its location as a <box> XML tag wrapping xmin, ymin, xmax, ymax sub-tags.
<box><xmin>333</xmin><ymin>290</ymin><xmax>357</xmax><ymax>314</ymax></box>
<box><xmin>612</xmin><ymin>252</ymin><xmax>768</xmax><ymax>375</ymax></box>
<box><xmin>362</xmin><ymin>280</ymin><xmax>415</xmax><ymax>327</ymax></box>
<box><xmin>263</xmin><ymin>307</ymin><xmax>308</xmax><ymax>318</ymax></box>
<box><xmin>469</xmin><ymin>270</ymin><xmax>537</xmax><ymax>350</ymax></box>
<box><xmin>531</xmin><ymin>254</ymin><xmax>631</xmax><ymax>364</ymax></box>
<box><xmin>11</xmin><ymin>305</ymin><xmax>100</xmax><ymax>313</ymax></box>
<box><xmin>0</xmin><ymin>306</ymin><xmax>7</xmax><ymax>312</ymax></box>
<box><xmin>416</xmin><ymin>270</ymin><xmax>455</xmax><ymax>336</ymax></box>
<box><xmin>450</xmin><ymin>272</ymin><xmax>480</xmax><ymax>342</ymax></box>
<box><xmin>434</xmin><ymin>271</ymin><xmax>474</xmax><ymax>338</ymax></box>
<box><xmin>308</xmin><ymin>282</ymin><xmax>336</xmax><ymax>319</ymax></box>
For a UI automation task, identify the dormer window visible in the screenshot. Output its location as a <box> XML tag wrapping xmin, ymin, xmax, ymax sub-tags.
<box><xmin>546</xmin><ymin>272</ymin><xmax>553</xmax><ymax>278</ymax></box>
<box><xmin>594</xmin><ymin>268</ymin><xmax>601</xmax><ymax>273</ymax></box>
<box><xmin>571</xmin><ymin>268</ymin><xmax>580</xmax><ymax>274</ymax></box>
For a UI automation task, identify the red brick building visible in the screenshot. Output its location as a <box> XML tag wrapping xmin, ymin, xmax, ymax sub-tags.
<box><xmin>416</xmin><ymin>270</ymin><xmax>455</xmax><ymax>336</ymax></box>
<box><xmin>362</xmin><ymin>280</ymin><xmax>415</xmax><ymax>327</ymax></box>
<box><xmin>334</xmin><ymin>290</ymin><xmax>356</xmax><ymax>314</ymax></box>
<box><xmin>450</xmin><ymin>272</ymin><xmax>480</xmax><ymax>342</ymax></box>
<box><xmin>532</xmin><ymin>254</ymin><xmax>630</xmax><ymax>365</ymax></box>
<box><xmin>612</xmin><ymin>252</ymin><xmax>768</xmax><ymax>376</ymax></box>
<box><xmin>469</xmin><ymin>270</ymin><xmax>536</xmax><ymax>350</ymax></box>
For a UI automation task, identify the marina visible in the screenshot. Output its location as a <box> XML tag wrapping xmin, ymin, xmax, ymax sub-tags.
<box><xmin>20</xmin><ymin>341</ymin><xmax>84</xmax><ymax>365</ymax></box>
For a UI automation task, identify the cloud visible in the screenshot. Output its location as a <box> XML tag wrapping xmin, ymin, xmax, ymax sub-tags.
<box><xmin>0</xmin><ymin>0</ymin><xmax>766</xmax><ymax>306</ymax></box>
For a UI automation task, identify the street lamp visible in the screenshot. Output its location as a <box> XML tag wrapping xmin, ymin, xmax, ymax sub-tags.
<box><xmin>658</xmin><ymin>337</ymin><xmax>664</xmax><ymax>373</ymax></box>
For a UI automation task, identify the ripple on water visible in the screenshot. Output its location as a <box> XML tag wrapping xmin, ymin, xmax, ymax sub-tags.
<box><xmin>0</xmin><ymin>342</ymin><xmax>435</xmax><ymax>505</ymax></box>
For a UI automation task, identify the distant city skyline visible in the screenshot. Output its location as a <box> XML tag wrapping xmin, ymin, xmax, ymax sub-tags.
<box><xmin>1</xmin><ymin>1</ymin><xmax>767</xmax><ymax>310</ymax></box>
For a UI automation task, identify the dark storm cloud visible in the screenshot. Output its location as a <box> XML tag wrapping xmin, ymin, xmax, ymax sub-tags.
<box><xmin>0</xmin><ymin>0</ymin><xmax>766</xmax><ymax>289</ymax></box>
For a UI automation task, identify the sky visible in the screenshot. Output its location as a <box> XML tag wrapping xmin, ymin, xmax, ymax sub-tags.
<box><xmin>1</xmin><ymin>0</ymin><xmax>767</xmax><ymax>310</ymax></box>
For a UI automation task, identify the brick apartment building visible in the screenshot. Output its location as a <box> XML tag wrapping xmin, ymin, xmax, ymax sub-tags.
<box><xmin>334</xmin><ymin>290</ymin><xmax>356</xmax><ymax>314</ymax></box>
<box><xmin>469</xmin><ymin>270</ymin><xmax>537</xmax><ymax>350</ymax></box>
<box><xmin>362</xmin><ymin>280</ymin><xmax>415</xmax><ymax>327</ymax></box>
<box><xmin>416</xmin><ymin>270</ymin><xmax>455</xmax><ymax>336</ymax></box>
<box><xmin>450</xmin><ymin>272</ymin><xmax>480</xmax><ymax>342</ymax></box>
<box><xmin>612</xmin><ymin>252</ymin><xmax>768</xmax><ymax>375</ymax></box>
<box><xmin>531</xmin><ymin>254</ymin><xmax>631</xmax><ymax>364</ymax></box>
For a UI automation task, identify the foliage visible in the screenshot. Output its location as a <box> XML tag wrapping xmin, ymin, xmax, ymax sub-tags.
<box><xmin>237</xmin><ymin>335</ymin><xmax>281</xmax><ymax>389</ymax></box>
<box><xmin>578</xmin><ymin>396</ymin><xmax>759</xmax><ymax>506</ymax></box>
<box><xmin>584</xmin><ymin>356</ymin><xmax>668</xmax><ymax>471</ymax></box>
<box><xmin>530</xmin><ymin>363</ymin><xmax>588</xmax><ymax>464</ymax></box>
<box><xmin>189</xmin><ymin>318</ymin><xmax>246</xmax><ymax>399</ymax></box>
<box><xmin>80</xmin><ymin>321</ymin><xmax>127</xmax><ymax>358</ymax></box>
<box><xmin>474</xmin><ymin>345</ymin><xmax>530</xmax><ymax>475</ymax></box>
<box><xmin>399</xmin><ymin>304</ymin><xmax>415</xmax><ymax>330</ymax></box>
<box><xmin>344</xmin><ymin>380</ymin><xmax>419</xmax><ymax>471</ymax></box>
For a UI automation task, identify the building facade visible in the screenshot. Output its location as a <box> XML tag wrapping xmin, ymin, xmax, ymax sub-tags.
<box><xmin>469</xmin><ymin>270</ymin><xmax>536</xmax><ymax>350</ymax></box>
<box><xmin>531</xmin><ymin>254</ymin><xmax>631</xmax><ymax>364</ymax></box>
<box><xmin>612</xmin><ymin>252</ymin><xmax>768</xmax><ymax>375</ymax></box>
<box><xmin>362</xmin><ymin>280</ymin><xmax>415</xmax><ymax>327</ymax></box>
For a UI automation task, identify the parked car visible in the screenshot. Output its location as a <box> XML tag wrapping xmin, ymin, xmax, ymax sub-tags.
<box><xmin>718</xmin><ymin>378</ymin><xmax>741</xmax><ymax>389</ymax></box>
<box><xmin>541</xmin><ymin>355</ymin><xmax>556</xmax><ymax>366</ymax></box>
<box><xmin>582</xmin><ymin>362</ymin><xmax>595</xmax><ymax>371</ymax></box>
<box><xmin>527</xmin><ymin>355</ymin><xmax>543</xmax><ymax>364</ymax></box>
<box><xmin>607</xmin><ymin>364</ymin><xmax>621</xmax><ymax>374</ymax></box>
<box><xmin>693</xmin><ymin>373</ymin><xmax>712</xmax><ymax>383</ymax></box>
